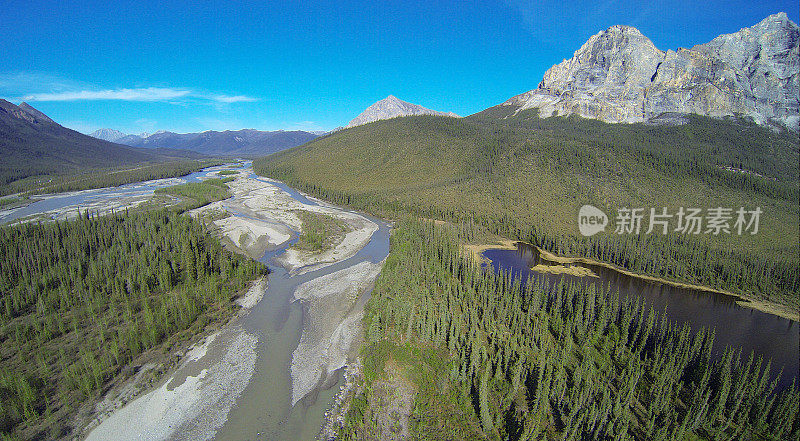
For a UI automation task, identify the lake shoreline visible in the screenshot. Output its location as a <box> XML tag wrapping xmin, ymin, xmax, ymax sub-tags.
<box><xmin>535</xmin><ymin>246</ymin><xmax>799</xmax><ymax>322</ymax></box>
<box><xmin>473</xmin><ymin>239</ymin><xmax>798</xmax><ymax>322</ymax></box>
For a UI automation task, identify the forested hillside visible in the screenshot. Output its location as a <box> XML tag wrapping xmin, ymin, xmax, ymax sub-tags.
<box><xmin>0</xmin><ymin>210</ymin><xmax>267</xmax><ymax>439</ymax></box>
<box><xmin>0</xmin><ymin>160</ymin><xmax>222</xmax><ymax>198</ymax></box>
<box><xmin>254</xmin><ymin>113</ymin><xmax>799</xmax><ymax>311</ymax></box>
<box><xmin>0</xmin><ymin>99</ymin><xmax>206</xmax><ymax>192</ymax></box>
<box><xmin>341</xmin><ymin>219</ymin><xmax>798</xmax><ymax>440</ymax></box>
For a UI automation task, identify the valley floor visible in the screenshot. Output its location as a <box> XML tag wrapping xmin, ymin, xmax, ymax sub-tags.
<box><xmin>80</xmin><ymin>166</ymin><xmax>387</xmax><ymax>440</ymax></box>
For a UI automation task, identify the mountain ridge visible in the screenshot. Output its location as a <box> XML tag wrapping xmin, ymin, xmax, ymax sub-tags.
<box><xmin>17</xmin><ymin>102</ymin><xmax>57</xmax><ymax>124</ymax></box>
<box><xmin>502</xmin><ymin>12</ymin><xmax>799</xmax><ymax>130</ymax></box>
<box><xmin>0</xmin><ymin>100</ymin><xmax>198</xmax><ymax>184</ymax></box>
<box><xmin>346</xmin><ymin>95</ymin><xmax>459</xmax><ymax>128</ymax></box>
<box><xmin>89</xmin><ymin>128</ymin><xmax>128</xmax><ymax>142</ymax></box>
<box><xmin>92</xmin><ymin>128</ymin><xmax>319</xmax><ymax>157</ymax></box>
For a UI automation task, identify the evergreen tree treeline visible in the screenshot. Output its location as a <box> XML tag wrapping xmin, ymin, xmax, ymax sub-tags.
<box><xmin>0</xmin><ymin>209</ymin><xmax>266</xmax><ymax>439</ymax></box>
<box><xmin>345</xmin><ymin>218</ymin><xmax>799</xmax><ymax>440</ymax></box>
<box><xmin>1</xmin><ymin>159</ymin><xmax>222</xmax><ymax>197</ymax></box>
<box><xmin>254</xmin><ymin>113</ymin><xmax>799</xmax><ymax>309</ymax></box>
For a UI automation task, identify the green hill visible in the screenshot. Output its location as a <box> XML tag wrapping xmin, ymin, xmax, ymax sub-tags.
<box><xmin>255</xmin><ymin>111</ymin><xmax>799</xmax><ymax>310</ymax></box>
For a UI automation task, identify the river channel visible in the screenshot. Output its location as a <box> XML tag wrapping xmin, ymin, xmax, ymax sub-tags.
<box><xmin>1</xmin><ymin>163</ymin><xmax>390</xmax><ymax>441</ymax></box>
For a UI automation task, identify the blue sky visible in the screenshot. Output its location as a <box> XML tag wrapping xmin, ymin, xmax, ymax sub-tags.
<box><xmin>1</xmin><ymin>1</ymin><xmax>797</xmax><ymax>134</ymax></box>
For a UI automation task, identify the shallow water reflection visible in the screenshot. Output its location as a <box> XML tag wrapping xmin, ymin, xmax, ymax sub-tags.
<box><xmin>483</xmin><ymin>243</ymin><xmax>799</xmax><ymax>390</ymax></box>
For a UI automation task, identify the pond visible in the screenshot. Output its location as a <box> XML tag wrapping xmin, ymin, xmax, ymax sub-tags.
<box><xmin>483</xmin><ymin>242</ymin><xmax>799</xmax><ymax>390</ymax></box>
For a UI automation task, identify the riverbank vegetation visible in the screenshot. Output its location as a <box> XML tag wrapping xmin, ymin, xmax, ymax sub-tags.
<box><xmin>294</xmin><ymin>210</ymin><xmax>350</xmax><ymax>252</ymax></box>
<box><xmin>0</xmin><ymin>159</ymin><xmax>223</xmax><ymax>197</ymax></box>
<box><xmin>254</xmin><ymin>113</ymin><xmax>799</xmax><ymax>310</ymax></box>
<box><xmin>0</xmin><ymin>195</ymin><xmax>28</xmax><ymax>209</ymax></box>
<box><xmin>154</xmin><ymin>177</ymin><xmax>233</xmax><ymax>211</ymax></box>
<box><xmin>0</xmin><ymin>210</ymin><xmax>267</xmax><ymax>439</ymax></box>
<box><xmin>341</xmin><ymin>218</ymin><xmax>799</xmax><ymax>440</ymax></box>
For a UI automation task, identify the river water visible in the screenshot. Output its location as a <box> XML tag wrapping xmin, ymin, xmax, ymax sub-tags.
<box><xmin>483</xmin><ymin>242</ymin><xmax>799</xmax><ymax>390</ymax></box>
<box><xmin>213</xmin><ymin>212</ymin><xmax>390</xmax><ymax>441</ymax></box>
<box><xmin>0</xmin><ymin>163</ymin><xmax>246</xmax><ymax>225</ymax></box>
<box><xmin>2</xmin><ymin>163</ymin><xmax>391</xmax><ymax>440</ymax></box>
<box><xmin>19</xmin><ymin>162</ymin><xmax>391</xmax><ymax>441</ymax></box>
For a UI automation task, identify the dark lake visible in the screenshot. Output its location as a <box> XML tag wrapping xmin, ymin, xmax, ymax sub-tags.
<box><xmin>482</xmin><ymin>242</ymin><xmax>799</xmax><ymax>390</ymax></box>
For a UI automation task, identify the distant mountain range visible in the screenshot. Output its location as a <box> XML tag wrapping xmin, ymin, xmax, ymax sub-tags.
<box><xmin>88</xmin><ymin>11</ymin><xmax>800</xmax><ymax>157</ymax></box>
<box><xmin>500</xmin><ymin>12</ymin><xmax>799</xmax><ymax>130</ymax></box>
<box><xmin>346</xmin><ymin>95</ymin><xmax>459</xmax><ymax>128</ymax></box>
<box><xmin>90</xmin><ymin>128</ymin><xmax>319</xmax><ymax>157</ymax></box>
<box><xmin>343</xmin><ymin>14</ymin><xmax>797</xmax><ymax>133</ymax></box>
<box><xmin>10</xmin><ymin>11</ymin><xmax>797</xmax><ymax>188</ymax></box>
<box><xmin>0</xmin><ymin>100</ymin><xmax>200</xmax><ymax>185</ymax></box>
<box><xmin>89</xmin><ymin>128</ymin><xmax>129</xmax><ymax>142</ymax></box>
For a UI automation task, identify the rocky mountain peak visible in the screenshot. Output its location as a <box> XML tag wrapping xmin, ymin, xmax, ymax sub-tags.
<box><xmin>0</xmin><ymin>100</ymin><xmax>57</xmax><ymax>126</ymax></box>
<box><xmin>586</xmin><ymin>24</ymin><xmax>650</xmax><ymax>46</ymax></box>
<box><xmin>573</xmin><ymin>24</ymin><xmax>658</xmax><ymax>60</ymax></box>
<box><xmin>537</xmin><ymin>23</ymin><xmax>663</xmax><ymax>105</ymax></box>
<box><xmin>89</xmin><ymin>128</ymin><xmax>128</xmax><ymax>142</ymax></box>
<box><xmin>754</xmin><ymin>11</ymin><xmax>792</xmax><ymax>30</ymax></box>
<box><xmin>504</xmin><ymin>13</ymin><xmax>799</xmax><ymax>131</ymax></box>
<box><xmin>18</xmin><ymin>102</ymin><xmax>56</xmax><ymax>124</ymax></box>
<box><xmin>346</xmin><ymin>95</ymin><xmax>459</xmax><ymax>128</ymax></box>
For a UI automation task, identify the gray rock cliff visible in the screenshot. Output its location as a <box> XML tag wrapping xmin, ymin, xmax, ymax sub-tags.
<box><xmin>503</xmin><ymin>13</ymin><xmax>799</xmax><ymax>130</ymax></box>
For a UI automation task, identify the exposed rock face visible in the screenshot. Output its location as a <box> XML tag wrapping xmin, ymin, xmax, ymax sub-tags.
<box><xmin>346</xmin><ymin>95</ymin><xmax>459</xmax><ymax>128</ymax></box>
<box><xmin>17</xmin><ymin>102</ymin><xmax>57</xmax><ymax>125</ymax></box>
<box><xmin>0</xmin><ymin>100</ymin><xmax>57</xmax><ymax>126</ymax></box>
<box><xmin>504</xmin><ymin>13</ymin><xmax>799</xmax><ymax>130</ymax></box>
<box><xmin>89</xmin><ymin>128</ymin><xmax>128</xmax><ymax>142</ymax></box>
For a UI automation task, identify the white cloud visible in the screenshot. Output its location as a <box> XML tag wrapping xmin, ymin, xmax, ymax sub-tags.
<box><xmin>22</xmin><ymin>88</ymin><xmax>258</xmax><ymax>103</ymax></box>
<box><xmin>212</xmin><ymin>94</ymin><xmax>258</xmax><ymax>103</ymax></box>
<box><xmin>23</xmin><ymin>87</ymin><xmax>191</xmax><ymax>102</ymax></box>
<box><xmin>1</xmin><ymin>73</ymin><xmax>258</xmax><ymax>104</ymax></box>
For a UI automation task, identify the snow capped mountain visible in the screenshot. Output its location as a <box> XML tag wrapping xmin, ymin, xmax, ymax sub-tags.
<box><xmin>346</xmin><ymin>95</ymin><xmax>459</xmax><ymax>128</ymax></box>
